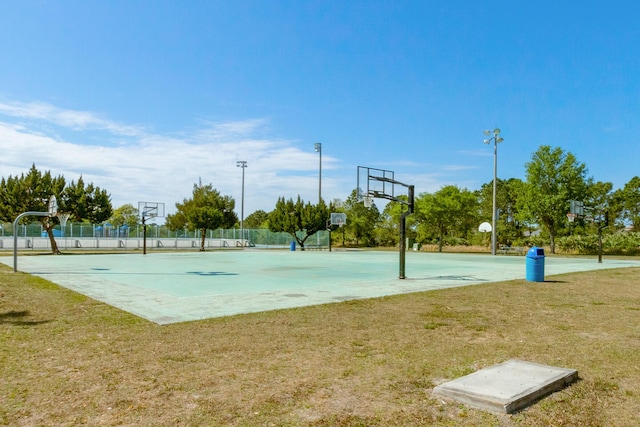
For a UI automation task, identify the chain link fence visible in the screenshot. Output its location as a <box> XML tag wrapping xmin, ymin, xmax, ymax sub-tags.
<box><xmin>0</xmin><ymin>222</ymin><xmax>329</xmax><ymax>250</ymax></box>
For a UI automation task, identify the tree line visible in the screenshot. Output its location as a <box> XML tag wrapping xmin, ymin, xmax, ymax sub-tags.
<box><xmin>220</xmin><ymin>145</ymin><xmax>640</xmax><ymax>254</ymax></box>
<box><xmin>0</xmin><ymin>165</ymin><xmax>112</xmax><ymax>253</ymax></box>
<box><xmin>2</xmin><ymin>145</ymin><xmax>640</xmax><ymax>254</ymax></box>
<box><xmin>327</xmin><ymin>145</ymin><xmax>639</xmax><ymax>254</ymax></box>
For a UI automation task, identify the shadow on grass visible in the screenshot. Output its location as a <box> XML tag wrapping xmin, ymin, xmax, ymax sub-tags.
<box><xmin>0</xmin><ymin>310</ymin><xmax>52</xmax><ymax>326</ymax></box>
<box><xmin>509</xmin><ymin>377</ymin><xmax>583</xmax><ymax>415</ymax></box>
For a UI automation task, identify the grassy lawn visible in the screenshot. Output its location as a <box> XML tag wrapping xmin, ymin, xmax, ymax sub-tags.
<box><xmin>2</xmin><ymin>261</ymin><xmax>640</xmax><ymax>426</ymax></box>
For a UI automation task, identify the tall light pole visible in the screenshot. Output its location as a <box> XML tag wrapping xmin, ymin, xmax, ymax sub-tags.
<box><xmin>483</xmin><ymin>128</ymin><xmax>504</xmax><ymax>256</ymax></box>
<box><xmin>314</xmin><ymin>143</ymin><xmax>322</xmax><ymax>203</ymax></box>
<box><xmin>236</xmin><ymin>160</ymin><xmax>247</xmax><ymax>244</ymax></box>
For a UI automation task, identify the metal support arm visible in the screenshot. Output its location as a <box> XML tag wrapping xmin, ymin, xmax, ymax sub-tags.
<box><xmin>13</xmin><ymin>211</ymin><xmax>52</xmax><ymax>272</ymax></box>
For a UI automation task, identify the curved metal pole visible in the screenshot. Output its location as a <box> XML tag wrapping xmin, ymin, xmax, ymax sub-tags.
<box><xmin>13</xmin><ymin>211</ymin><xmax>51</xmax><ymax>272</ymax></box>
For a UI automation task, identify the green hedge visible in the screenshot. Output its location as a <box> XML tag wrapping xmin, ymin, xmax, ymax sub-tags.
<box><xmin>556</xmin><ymin>232</ymin><xmax>640</xmax><ymax>255</ymax></box>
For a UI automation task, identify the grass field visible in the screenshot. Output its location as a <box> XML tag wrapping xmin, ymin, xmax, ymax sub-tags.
<box><xmin>2</xmin><ymin>261</ymin><xmax>640</xmax><ymax>426</ymax></box>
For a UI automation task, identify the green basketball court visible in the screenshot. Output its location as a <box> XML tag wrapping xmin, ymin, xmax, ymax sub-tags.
<box><xmin>2</xmin><ymin>250</ymin><xmax>638</xmax><ymax>324</ymax></box>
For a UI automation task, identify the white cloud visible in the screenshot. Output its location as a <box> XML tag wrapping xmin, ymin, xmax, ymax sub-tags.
<box><xmin>0</xmin><ymin>100</ymin><xmax>482</xmax><ymax>220</ymax></box>
<box><xmin>0</xmin><ymin>101</ymin><xmax>144</xmax><ymax>136</ymax></box>
<box><xmin>0</xmin><ymin>103</ymin><xmax>343</xmax><ymax>218</ymax></box>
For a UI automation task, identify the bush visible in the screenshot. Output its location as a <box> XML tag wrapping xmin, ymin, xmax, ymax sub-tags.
<box><xmin>443</xmin><ymin>236</ymin><xmax>470</xmax><ymax>247</ymax></box>
<box><xmin>514</xmin><ymin>235</ymin><xmax>547</xmax><ymax>249</ymax></box>
<box><xmin>556</xmin><ymin>232</ymin><xmax>640</xmax><ymax>255</ymax></box>
<box><xmin>603</xmin><ymin>232</ymin><xmax>640</xmax><ymax>255</ymax></box>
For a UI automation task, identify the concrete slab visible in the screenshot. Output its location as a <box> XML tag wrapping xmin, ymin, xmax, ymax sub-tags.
<box><xmin>432</xmin><ymin>359</ymin><xmax>578</xmax><ymax>414</ymax></box>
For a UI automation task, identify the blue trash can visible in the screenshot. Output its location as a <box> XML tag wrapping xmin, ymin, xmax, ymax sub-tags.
<box><xmin>290</xmin><ymin>241</ymin><xmax>296</xmax><ymax>251</ymax></box>
<box><xmin>526</xmin><ymin>246</ymin><xmax>545</xmax><ymax>282</ymax></box>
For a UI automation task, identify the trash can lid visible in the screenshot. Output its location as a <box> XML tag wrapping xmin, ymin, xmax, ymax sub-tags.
<box><xmin>527</xmin><ymin>246</ymin><xmax>545</xmax><ymax>258</ymax></box>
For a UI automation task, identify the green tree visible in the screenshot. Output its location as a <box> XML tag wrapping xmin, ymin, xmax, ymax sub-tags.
<box><xmin>244</xmin><ymin>209</ymin><xmax>269</xmax><ymax>229</ymax></box>
<box><xmin>109</xmin><ymin>204</ymin><xmax>140</xmax><ymax>235</ymax></box>
<box><xmin>268</xmin><ymin>196</ymin><xmax>328</xmax><ymax>250</ymax></box>
<box><xmin>0</xmin><ymin>165</ymin><xmax>112</xmax><ymax>254</ymax></box>
<box><xmin>585</xmin><ymin>181</ymin><xmax>613</xmax><ymax>261</ymax></box>
<box><xmin>375</xmin><ymin>195</ymin><xmax>415</xmax><ymax>248</ymax></box>
<box><xmin>414</xmin><ymin>185</ymin><xmax>478</xmax><ymax>252</ymax></box>
<box><xmin>166</xmin><ymin>184</ymin><xmax>238</xmax><ymax>251</ymax></box>
<box><xmin>0</xmin><ymin>166</ymin><xmax>64</xmax><ymax>253</ymax></box>
<box><xmin>62</xmin><ymin>176</ymin><xmax>113</xmax><ymax>224</ymax></box>
<box><xmin>478</xmin><ymin>178</ymin><xmax>526</xmax><ymax>246</ymax></box>
<box><xmin>342</xmin><ymin>189</ymin><xmax>381</xmax><ymax>247</ymax></box>
<box><xmin>612</xmin><ymin>176</ymin><xmax>640</xmax><ymax>231</ymax></box>
<box><xmin>0</xmin><ymin>175</ymin><xmax>28</xmax><ymax>222</ymax></box>
<box><xmin>585</xmin><ymin>181</ymin><xmax>613</xmax><ymax>226</ymax></box>
<box><xmin>519</xmin><ymin>146</ymin><xmax>589</xmax><ymax>253</ymax></box>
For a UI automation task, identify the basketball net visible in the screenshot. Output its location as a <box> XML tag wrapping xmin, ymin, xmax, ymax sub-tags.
<box><xmin>57</xmin><ymin>212</ymin><xmax>71</xmax><ymax>228</ymax></box>
<box><xmin>567</xmin><ymin>213</ymin><xmax>577</xmax><ymax>223</ymax></box>
<box><xmin>363</xmin><ymin>195</ymin><xmax>373</xmax><ymax>208</ymax></box>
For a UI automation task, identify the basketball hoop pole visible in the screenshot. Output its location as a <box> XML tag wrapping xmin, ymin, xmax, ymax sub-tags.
<box><xmin>358</xmin><ymin>166</ymin><xmax>415</xmax><ymax>279</ymax></box>
<box><xmin>142</xmin><ymin>214</ymin><xmax>147</xmax><ymax>255</ymax></box>
<box><xmin>367</xmin><ymin>181</ymin><xmax>414</xmax><ymax>278</ymax></box>
<box><xmin>138</xmin><ymin>202</ymin><xmax>164</xmax><ymax>255</ymax></box>
<box><xmin>398</xmin><ymin>185</ymin><xmax>414</xmax><ymax>279</ymax></box>
<box><xmin>12</xmin><ymin>196</ymin><xmax>57</xmax><ymax>272</ymax></box>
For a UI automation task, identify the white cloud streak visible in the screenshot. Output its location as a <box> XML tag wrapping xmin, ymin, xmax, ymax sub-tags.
<box><xmin>0</xmin><ymin>101</ymin><xmax>144</xmax><ymax>136</ymax></box>
<box><xmin>0</xmin><ymin>100</ymin><xmax>481</xmax><ymax>219</ymax></box>
<box><xmin>0</xmin><ymin>101</ymin><xmax>341</xmax><ymax>216</ymax></box>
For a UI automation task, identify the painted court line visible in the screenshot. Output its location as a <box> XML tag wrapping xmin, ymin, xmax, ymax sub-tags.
<box><xmin>2</xmin><ymin>251</ymin><xmax>639</xmax><ymax>324</ymax></box>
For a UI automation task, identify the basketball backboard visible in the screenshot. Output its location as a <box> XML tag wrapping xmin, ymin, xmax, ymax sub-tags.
<box><xmin>48</xmin><ymin>196</ymin><xmax>58</xmax><ymax>216</ymax></box>
<box><xmin>357</xmin><ymin>166</ymin><xmax>395</xmax><ymax>201</ymax></box>
<box><xmin>330</xmin><ymin>212</ymin><xmax>347</xmax><ymax>227</ymax></box>
<box><xmin>138</xmin><ymin>202</ymin><xmax>165</xmax><ymax>220</ymax></box>
<box><xmin>569</xmin><ymin>200</ymin><xmax>584</xmax><ymax>216</ymax></box>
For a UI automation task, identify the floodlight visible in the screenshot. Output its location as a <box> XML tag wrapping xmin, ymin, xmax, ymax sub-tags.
<box><xmin>483</xmin><ymin>139</ymin><xmax>490</xmax><ymax>144</ymax></box>
<box><xmin>496</xmin><ymin>137</ymin><xmax>504</xmax><ymax>143</ymax></box>
<box><xmin>494</xmin><ymin>128</ymin><xmax>501</xmax><ymax>134</ymax></box>
<box><xmin>484</xmin><ymin>130</ymin><xmax>491</xmax><ymax>136</ymax></box>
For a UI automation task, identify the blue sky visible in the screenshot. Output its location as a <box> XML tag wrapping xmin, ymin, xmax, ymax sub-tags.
<box><xmin>1</xmin><ymin>1</ymin><xmax>639</xmax><ymax>219</ymax></box>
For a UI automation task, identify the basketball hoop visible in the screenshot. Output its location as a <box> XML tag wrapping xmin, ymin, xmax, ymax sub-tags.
<box><xmin>57</xmin><ymin>212</ymin><xmax>71</xmax><ymax>228</ymax></box>
<box><xmin>330</xmin><ymin>212</ymin><xmax>347</xmax><ymax>227</ymax></box>
<box><xmin>567</xmin><ymin>213</ymin><xmax>577</xmax><ymax>223</ymax></box>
